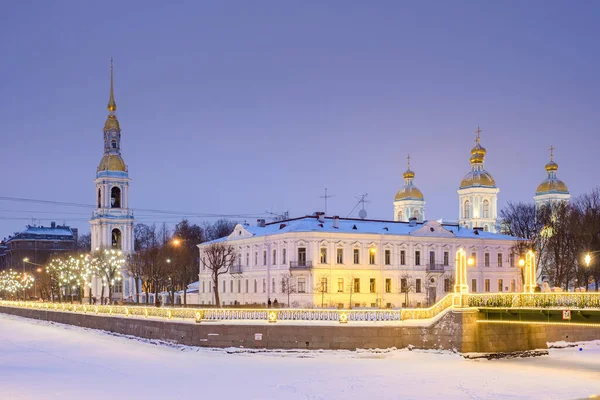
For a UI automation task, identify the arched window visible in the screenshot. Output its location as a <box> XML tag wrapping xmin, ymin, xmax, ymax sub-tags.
<box><xmin>397</xmin><ymin>211</ymin><xmax>403</xmax><ymax>221</ymax></box>
<box><xmin>483</xmin><ymin>200</ymin><xmax>490</xmax><ymax>218</ymax></box>
<box><xmin>464</xmin><ymin>200</ymin><xmax>471</xmax><ymax>219</ymax></box>
<box><xmin>111</xmin><ymin>140</ymin><xmax>117</xmax><ymax>149</ymax></box>
<box><xmin>111</xmin><ymin>228</ymin><xmax>122</xmax><ymax>249</ymax></box>
<box><xmin>413</xmin><ymin>209</ymin><xmax>420</xmax><ymax>221</ymax></box>
<box><xmin>111</xmin><ymin>187</ymin><xmax>121</xmax><ymax>208</ymax></box>
<box><xmin>483</xmin><ymin>225</ymin><xmax>489</xmax><ymax>232</ymax></box>
<box><xmin>97</xmin><ymin>188</ymin><xmax>101</xmax><ymax>208</ymax></box>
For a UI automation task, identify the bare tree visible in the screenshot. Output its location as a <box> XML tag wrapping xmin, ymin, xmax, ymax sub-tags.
<box><xmin>204</xmin><ymin>219</ymin><xmax>237</xmax><ymax>241</ymax></box>
<box><xmin>346</xmin><ymin>275</ymin><xmax>358</xmax><ymax>309</ymax></box>
<box><xmin>280</xmin><ymin>272</ymin><xmax>296</xmax><ymax>307</ymax></box>
<box><xmin>399</xmin><ymin>273</ymin><xmax>414</xmax><ymax>308</ymax></box>
<box><xmin>314</xmin><ymin>277</ymin><xmax>328</xmax><ymax>308</ymax></box>
<box><xmin>127</xmin><ymin>252</ymin><xmax>145</xmax><ymax>303</ymax></box>
<box><xmin>173</xmin><ymin>219</ymin><xmax>204</xmax><ymax>305</ymax></box>
<box><xmin>200</xmin><ymin>242</ymin><xmax>237</xmax><ymax>307</ymax></box>
<box><xmin>76</xmin><ymin>233</ymin><xmax>92</xmax><ymax>252</ymax></box>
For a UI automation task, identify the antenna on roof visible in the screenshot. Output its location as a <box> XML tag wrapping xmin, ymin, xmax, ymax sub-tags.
<box><xmin>319</xmin><ymin>188</ymin><xmax>334</xmax><ymax>215</ymax></box>
<box><xmin>265</xmin><ymin>209</ymin><xmax>289</xmax><ymax>222</ymax></box>
<box><xmin>347</xmin><ymin>193</ymin><xmax>369</xmax><ymax>219</ymax></box>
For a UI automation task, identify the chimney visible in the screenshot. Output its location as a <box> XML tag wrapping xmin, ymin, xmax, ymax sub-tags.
<box><xmin>333</xmin><ymin>215</ymin><xmax>339</xmax><ymax>229</ymax></box>
<box><xmin>51</xmin><ymin>221</ymin><xmax>56</xmax><ymax>229</ymax></box>
<box><xmin>256</xmin><ymin>219</ymin><xmax>266</xmax><ymax>227</ymax></box>
<box><xmin>409</xmin><ymin>217</ymin><xmax>417</xmax><ymax>227</ymax></box>
<box><xmin>316</xmin><ymin>212</ymin><xmax>325</xmax><ymax>223</ymax></box>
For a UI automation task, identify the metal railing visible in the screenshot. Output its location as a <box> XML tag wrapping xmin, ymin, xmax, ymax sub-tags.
<box><xmin>229</xmin><ymin>265</ymin><xmax>243</xmax><ymax>274</ymax></box>
<box><xmin>289</xmin><ymin>261</ymin><xmax>313</xmax><ymax>269</ymax></box>
<box><xmin>426</xmin><ymin>263</ymin><xmax>448</xmax><ymax>272</ymax></box>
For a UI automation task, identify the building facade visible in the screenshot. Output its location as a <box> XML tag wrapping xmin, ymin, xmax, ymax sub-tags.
<box><xmin>0</xmin><ymin>222</ymin><xmax>77</xmax><ymax>271</ymax></box>
<box><xmin>457</xmin><ymin>129</ymin><xmax>499</xmax><ymax>232</ymax></box>
<box><xmin>197</xmin><ymin>215</ymin><xmax>521</xmax><ymax>308</ymax></box>
<box><xmin>89</xmin><ymin>61</ymin><xmax>135</xmax><ymax>301</ymax></box>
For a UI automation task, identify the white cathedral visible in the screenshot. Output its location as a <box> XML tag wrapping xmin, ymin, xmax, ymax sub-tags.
<box><xmin>88</xmin><ymin>62</ymin><xmax>136</xmax><ymax>302</ymax></box>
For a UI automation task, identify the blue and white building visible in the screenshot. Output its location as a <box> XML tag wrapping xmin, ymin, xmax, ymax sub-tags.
<box><xmin>89</xmin><ymin>61</ymin><xmax>135</xmax><ymax>301</ymax></box>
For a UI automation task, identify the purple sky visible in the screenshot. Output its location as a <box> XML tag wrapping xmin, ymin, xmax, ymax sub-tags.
<box><xmin>1</xmin><ymin>1</ymin><xmax>599</xmax><ymax>239</ymax></box>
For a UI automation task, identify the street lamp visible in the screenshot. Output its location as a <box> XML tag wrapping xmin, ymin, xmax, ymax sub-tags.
<box><xmin>22</xmin><ymin>258</ymin><xmax>29</xmax><ymax>299</ymax></box>
<box><xmin>172</xmin><ymin>239</ymin><xmax>181</xmax><ymax>247</ymax></box>
<box><xmin>519</xmin><ymin>250</ymin><xmax>536</xmax><ymax>293</ymax></box>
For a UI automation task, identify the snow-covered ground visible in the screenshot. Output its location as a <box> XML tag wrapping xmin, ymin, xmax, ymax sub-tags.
<box><xmin>0</xmin><ymin>314</ymin><xmax>599</xmax><ymax>400</ymax></box>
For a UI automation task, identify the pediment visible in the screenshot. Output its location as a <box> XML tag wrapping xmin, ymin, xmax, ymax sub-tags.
<box><xmin>228</xmin><ymin>224</ymin><xmax>254</xmax><ymax>240</ymax></box>
<box><xmin>411</xmin><ymin>221</ymin><xmax>455</xmax><ymax>238</ymax></box>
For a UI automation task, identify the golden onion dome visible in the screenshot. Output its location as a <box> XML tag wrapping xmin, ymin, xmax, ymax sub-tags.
<box><xmin>104</xmin><ymin>115</ymin><xmax>120</xmax><ymax>131</ymax></box>
<box><xmin>536</xmin><ymin>179</ymin><xmax>568</xmax><ymax>194</ymax></box>
<box><xmin>545</xmin><ymin>160</ymin><xmax>558</xmax><ymax>172</ymax></box>
<box><xmin>403</xmin><ymin>168</ymin><xmax>415</xmax><ymax>179</ymax></box>
<box><xmin>394</xmin><ymin>186</ymin><xmax>424</xmax><ymax>201</ymax></box>
<box><xmin>98</xmin><ymin>154</ymin><xmax>127</xmax><ymax>172</ymax></box>
<box><xmin>460</xmin><ymin>170</ymin><xmax>496</xmax><ymax>188</ymax></box>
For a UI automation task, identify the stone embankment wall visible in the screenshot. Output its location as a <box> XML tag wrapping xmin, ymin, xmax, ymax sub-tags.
<box><xmin>2</xmin><ymin>306</ymin><xmax>599</xmax><ymax>353</ymax></box>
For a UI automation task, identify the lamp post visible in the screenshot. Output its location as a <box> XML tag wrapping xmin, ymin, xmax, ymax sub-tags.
<box><xmin>22</xmin><ymin>258</ymin><xmax>29</xmax><ymax>300</ymax></box>
<box><xmin>519</xmin><ymin>250</ymin><xmax>536</xmax><ymax>293</ymax></box>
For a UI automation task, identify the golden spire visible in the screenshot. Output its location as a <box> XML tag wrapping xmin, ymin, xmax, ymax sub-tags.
<box><xmin>470</xmin><ymin>126</ymin><xmax>486</xmax><ymax>163</ymax></box>
<box><xmin>108</xmin><ymin>57</ymin><xmax>116</xmax><ymax>112</ymax></box>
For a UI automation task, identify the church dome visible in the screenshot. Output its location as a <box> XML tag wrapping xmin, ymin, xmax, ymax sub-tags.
<box><xmin>394</xmin><ymin>186</ymin><xmax>424</xmax><ymax>201</ymax></box>
<box><xmin>536</xmin><ymin>179</ymin><xmax>568</xmax><ymax>194</ymax></box>
<box><xmin>98</xmin><ymin>154</ymin><xmax>127</xmax><ymax>172</ymax></box>
<box><xmin>403</xmin><ymin>168</ymin><xmax>415</xmax><ymax>180</ymax></box>
<box><xmin>460</xmin><ymin>170</ymin><xmax>496</xmax><ymax>188</ymax></box>
<box><xmin>545</xmin><ymin>160</ymin><xmax>558</xmax><ymax>172</ymax></box>
<box><xmin>470</xmin><ymin>143</ymin><xmax>486</xmax><ymax>163</ymax></box>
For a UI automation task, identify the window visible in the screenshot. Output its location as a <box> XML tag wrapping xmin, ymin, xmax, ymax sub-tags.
<box><xmin>415</xmin><ymin>251</ymin><xmax>421</xmax><ymax>266</ymax></box>
<box><xmin>429</xmin><ymin>251</ymin><xmax>435</xmax><ymax>266</ymax></box>
<box><xmin>298</xmin><ymin>247</ymin><xmax>306</xmax><ymax>266</ymax></box>
<box><xmin>320</xmin><ymin>277</ymin><xmax>328</xmax><ymax>292</ymax></box>
<box><xmin>246</xmin><ymin>253</ymin><xmax>249</xmax><ymax>266</ymax></box>
<box><xmin>353</xmin><ymin>249</ymin><xmax>360</xmax><ymax>264</ymax></box>
<box><xmin>385</xmin><ymin>250</ymin><xmax>391</xmax><ymax>265</ymax></box>
<box><xmin>337</xmin><ymin>278</ymin><xmax>344</xmax><ymax>293</ymax></box>
<box><xmin>497</xmin><ymin>279</ymin><xmax>503</xmax><ymax>292</ymax></box>
<box><xmin>320</xmin><ymin>247</ymin><xmax>327</xmax><ymax>264</ymax></box>
<box><xmin>510</xmin><ymin>253</ymin><xmax>515</xmax><ymax>268</ymax></box>
<box><xmin>202</xmin><ymin>281</ymin><xmax>205</xmax><ymax>293</ymax></box>
<box><xmin>336</xmin><ymin>248</ymin><xmax>343</xmax><ymax>264</ymax></box>
<box><xmin>272</xmin><ymin>250</ymin><xmax>277</xmax><ymax>266</ymax></box>
<box><xmin>110</xmin><ymin>187</ymin><xmax>121</xmax><ymax>208</ymax></box>
<box><xmin>353</xmin><ymin>278</ymin><xmax>360</xmax><ymax>293</ymax></box>
<box><xmin>114</xmin><ymin>281</ymin><xmax>122</xmax><ymax>293</ymax></box>
<box><xmin>416</xmin><ymin>279</ymin><xmax>422</xmax><ymax>293</ymax></box>
<box><xmin>245</xmin><ymin>279</ymin><xmax>249</xmax><ymax>293</ymax></box>
<box><xmin>444</xmin><ymin>278</ymin><xmax>451</xmax><ymax>292</ymax></box>
<box><xmin>254</xmin><ymin>279</ymin><xmax>257</xmax><ymax>293</ymax></box>
<box><xmin>385</xmin><ymin>278</ymin><xmax>391</xmax><ymax>293</ymax></box>
<box><xmin>497</xmin><ymin>253</ymin><xmax>503</xmax><ymax>267</ymax></box>
<box><xmin>272</xmin><ymin>278</ymin><xmax>275</xmax><ymax>294</ymax></box>
<box><xmin>298</xmin><ymin>278</ymin><xmax>306</xmax><ymax>293</ymax></box>
<box><xmin>222</xmin><ymin>280</ymin><xmax>226</xmax><ymax>293</ymax></box>
<box><xmin>414</xmin><ymin>209</ymin><xmax>420</xmax><ymax>220</ymax></box>
<box><xmin>282</xmin><ymin>249</ymin><xmax>287</xmax><ymax>265</ymax></box>
<box><xmin>483</xmin><ymin>225</ymin><xmax>489</xmax><ymax>232</ymax></box>
<box><xmin>471</xmin><ymin>279</ymin><xmax>477</xmax><ymax>293</ymax></box>
<box><xmin>400</xmin><ymin>250</ymin><xmax>406</xmax><ymax>265</ymax></box>
<box><xmin>369</xmin><ymin>278</ymin><xmax>376</xmax><ymax>293</ymax></box>
<box><xmin>209</xmin><ymin>282</ymin><xmax>211</xmax><ymax>293</ymax></box>
<box><xmin>254</xmin><ymin>252</ymin><xmax>258</xmax><ymax>266</ymax></box>
<box><xmin>400</xmin><ymin>278</ymin><xmax>407</xmax><ymax>292</ymax></box>
<box><xmin>471</xmin><ymin>252</ymin><xmax>477</xmax><ymax>266</ymax></box>
<box><xmin>510</xmin><ymin>279</ymin><xmax>516</xmax><ymax>292</ymax></box>
<box><xmin>369</xmin><ymin>249</ymin><xmax>376</xmax><ymax>265</ymax></box>
<box><xmin>263</xmin><ymin>250</ymin><xmax>267</xmax><ymax>266</ymax></box>
<box><xmin>230</xmin><ymin>280</ymin><xmax>233</xmax><ymax>293</ymax></box>
<box><xmin>483</xmin><ymin>199</ymin><xmax>490</xmax><ymax>218</ymax></box>
<box><xmin>97</xmin><ymin>189</ymin><xmax>101</xmax><ymax>208</ymax></box>
<box><xmin>262</xmin><ymin>279</ymin><xmax>266</xmax><ymax>293</ymax></box>
<box><xmin>443</xmin><ymin>251</ymin><xmax>449</xmax><ymax>266</ymax></box>
<box><xmin>484</xmin><ymin>253</ymin><xmax>490</xmax><ymax>267</ymax></box>
<box><xmin>464</xmin><ymin>200</ymin><xmax>471</xmax><ymax>219</ymax></box>
<box><xmin>397</xmin><ymin>211</ymin><xmax>403</xmax><ymax>221</ymax></box>
<box><xmin>111</xmin><ymin>140</ymin><xmax>117</xmax><ymax>149</ymax></box>
<box><xmin>484</xmin><ymin>279</ymin><xmax>490</xmax><ymax>292</ymax></box>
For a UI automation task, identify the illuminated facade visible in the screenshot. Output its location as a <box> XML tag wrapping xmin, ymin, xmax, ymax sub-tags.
<box><xmin>89</xmin><ymin>61</ymin><xmax>135</xmax><ymax>301</ymax></box>
<box><xmin>197</xmin><ymin>215</ymin><xmax>520</xmax><ymax>308</ymax></box>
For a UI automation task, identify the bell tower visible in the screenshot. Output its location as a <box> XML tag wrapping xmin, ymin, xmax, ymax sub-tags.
<box><xmin>89</xmin><ymin>59</ymin><xmax>135</xmax><ymax>301</ymax></box>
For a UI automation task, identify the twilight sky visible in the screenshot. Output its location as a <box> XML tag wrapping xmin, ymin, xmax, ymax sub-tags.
<box><xmin>1</xmin><ymin>1</ymin><xmax>599</xmax><ymax>239</ymax></box>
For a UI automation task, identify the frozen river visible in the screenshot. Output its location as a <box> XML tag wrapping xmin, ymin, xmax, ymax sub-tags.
<box><xmin>0</xmin><ymin>313</ymin><xmax>599</xmax><ymax>400</ymax></box>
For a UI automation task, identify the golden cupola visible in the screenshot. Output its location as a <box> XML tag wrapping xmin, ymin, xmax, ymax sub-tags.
<box><xmin>460</xmin><ymin>127</ymin><xmax>496</xmax><ymax>188</ymax></box>
<box><xmin>536</xmin><ymin>146</ymin><xmax>568</xmax><ymax>194</ymax></box>
<box><xmin>97</xmin><ymin>58</ymin><xmax>127</xmax><ymax>173</ymax></box>
<box><xmin>395</xmin><ymin>154</ymin><xmax>424</xmax><ymax>201</ymax></box>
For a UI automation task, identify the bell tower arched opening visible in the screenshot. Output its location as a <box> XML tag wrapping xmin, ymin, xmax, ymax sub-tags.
<box><xmin>111</xmin><ymin>187</ymin><xmax>121</xmax><ymax>208</ymax></box>
<box><xmin>97</xmin><ymin>188</ymin><xmax>101</xmax><ymax>208</ymax></box>
<box><xmin>111</xmin><ymin>228</ymin><xmax>122</xmax><ymax>249</ymax></box>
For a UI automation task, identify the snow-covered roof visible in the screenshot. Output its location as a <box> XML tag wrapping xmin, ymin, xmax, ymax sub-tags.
<box><xmin>201</xmin><ymin>215</ymin><xmax>518</xmax><ymax>246</ymax></box>
<box><xmin>7</xmin><ymin>225</ymin><xmax>75</xmax><ymax>241</ymax></box>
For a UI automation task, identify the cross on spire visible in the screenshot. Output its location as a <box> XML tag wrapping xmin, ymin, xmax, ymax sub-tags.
<box><xmin>475</xmin><ymin>126</ymin><xmax>482</xmax><ymax>143</ymax></box>
<box><xmin>407</xmin><ymin>153</ymin><xmax>411</xmax><ymax>169</ymax></box>
<box><xmin>549</xmin><ymin>145</ymin><xmax>555</xmax><ymax>161</ymax></box>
